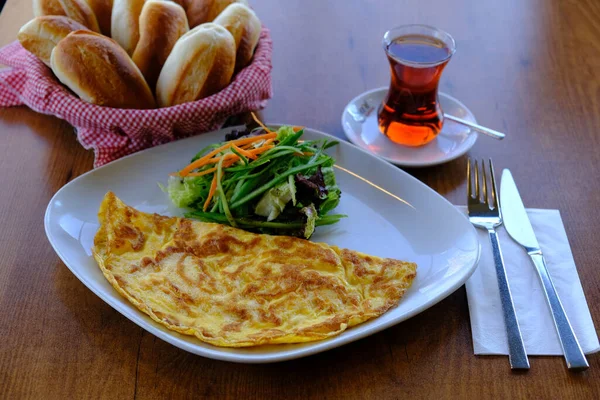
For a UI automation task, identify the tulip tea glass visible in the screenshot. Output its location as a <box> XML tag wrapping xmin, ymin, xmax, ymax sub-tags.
<box><xmin>378</xmin><ymin>25</ymin><xmax>456</xmax><ymax>146</ymax></box>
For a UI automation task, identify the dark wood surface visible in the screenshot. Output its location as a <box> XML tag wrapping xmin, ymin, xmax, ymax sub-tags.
<box><xmin>1</xmin><ymin>0</ymin><xmax>599</xmax><ymax>398</ymax></box>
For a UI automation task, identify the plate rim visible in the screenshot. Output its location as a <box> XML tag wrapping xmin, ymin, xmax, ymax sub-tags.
<box><xmin>341</xmin><ymin>86</ymin><xmax>479</xmax><ymax>168</ymax></box>
<box><xmin>44</xmin><ymin>124</ymin><xmax>481</xmax><ymax>363</ymax></box>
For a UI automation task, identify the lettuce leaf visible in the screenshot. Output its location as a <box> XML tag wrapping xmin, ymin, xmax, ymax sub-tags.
<box><xmin>319</xmin><ymin>166</ymin><xmax>341</xmax><ymax>215</ymax></box>
<box><xmin>167</xmin><ymin>176</ymin><xmax>207</xmax><ymax>208</ymax></box>
<box><xmin>300</xmin><ymin>204</ymin><xmax>318</xmax><ymax>239</ymax></box>
<box><xmin>276</xmin><ymin>125</ymin><xmax>296</xmax><ymax>142</ymax></box>
<box><xmin>254</xmin><ymin>179</ymin><xmax>297</xmax><ymax>221</ymax></box>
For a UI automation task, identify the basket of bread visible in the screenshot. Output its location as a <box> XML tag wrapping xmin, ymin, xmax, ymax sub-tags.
<box><xmin>0</xmin><ymin>0</ymin><xmax>272</xmax><ymax>166</ymax></box>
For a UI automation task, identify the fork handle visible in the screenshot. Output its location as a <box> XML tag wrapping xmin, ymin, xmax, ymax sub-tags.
<box><xmin>488</xmin><ymin>228</ymin><xmax>530</xmax><ymax>369</ymax></box>
<box><xmin>529</xmin><ymin>252</ymin><xmax>589</xmax><ymax>370</ymax></box>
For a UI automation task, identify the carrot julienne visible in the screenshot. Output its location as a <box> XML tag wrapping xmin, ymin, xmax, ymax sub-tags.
<box><xmin>248</xmin><ymin>145</ymin><xmax>274</xmax><ymax>155</ymax></box>
<box><xmin>203</xmin><ymin>174</ymin><xmax>218</xmax><ymax>211</ymax></box>
<box><xmin>251</xmin><ymin>112</ymin><xmax>273</xmax><ymax>133</ymax></box>
<box><xmin>232</xmin><ymin>144</ymin><xmax>256</xmax><ymax>159</ymax></box>
<box><xmin>178</xmin><ymin>132</ymin><xmax>276</xmax><ymax>176</ymax></box>
<box><xmin>223</xmin><ymin>158</ymin><xmax>239</xmax><ymax>168</ymax></box>
<box><xmin>185</xmin><ymin>167</ymin><xmax>217</xmax><ymax>177</ymax></box>
<box><xmin>241</xmin><ymin>138</ymin><xmax>274</xmax><ymax>151</ymax></box>
<box><xmin>175</xmin><ymin>114</ymin><xmax>278</xmax><ymax>177</ymax></box>
<box><xmin>228</xmin><ymin>133</ymin><xmax>277</xmax><ymax>146</ymax></box>
<box><xmin>204</xmin><ymin>153</ymin><xmax>238</xmax><ymax>165</ymax></box>
<box><xmin>181</xmin><ymin>148</ymin><xmax>267</xmax><ymax>178</ymax></box>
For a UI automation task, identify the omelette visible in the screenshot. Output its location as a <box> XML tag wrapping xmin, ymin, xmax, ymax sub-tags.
<box><xmin>92</xmin><ymin>192</ymin><xmax>417</xmax><ymax>347</ymax></box>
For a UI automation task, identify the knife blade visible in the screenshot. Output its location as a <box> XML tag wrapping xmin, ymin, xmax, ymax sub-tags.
<box><xmin>500</xmin><ymin>169</ymin><xmax>589</xmax><ymax>371</ymax></box>
<box><xmin>500</xmin><ymin>170</ymin><xmax>540</xmax><ymax>250</ymax></box>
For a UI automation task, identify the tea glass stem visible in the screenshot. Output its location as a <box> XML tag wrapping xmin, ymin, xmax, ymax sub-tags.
<box><xmin>444</xmin><ymin>114</ymin><xmax>506</xmax><ymax>140</ymax></box>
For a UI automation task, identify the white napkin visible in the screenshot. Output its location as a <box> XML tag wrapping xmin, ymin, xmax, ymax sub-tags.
<box><xmin>461</xmin><ymin>207</ymin><xmax>599</xmax><ymax>355</ymax></box>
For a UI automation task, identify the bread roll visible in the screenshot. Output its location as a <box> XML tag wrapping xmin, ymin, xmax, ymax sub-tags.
<box><xmin>58</xmin><ymin>0</ymin><xmax>101</xmax><ymax>32</ymax></box>
<box><xmin>168</xmin><ymin>0</ymin><xmax>191</xmax><ymax>7</ymax></box>
<box><xmin>34</xmin><ymin>0</ymin><xmax>100</xmax><ymax>33</ymax></box>
<box><xmin>111</xmin><ymin>0</ymin><xmax>146</xmax><ymax>54</ymax></box>
<box><xmin>213</xmin><ymin>3</ymin><xmax>260</xmax><ymax>71</ymax></box>
<box><xmin>156</xmin><ymin>23</ymin><xmax>235</xmax><ymax>107</ymax></box>
<box><xmin>51</xmin><ymin>31</ymin><xmax>156</xmax><ymax>109</ymax></box>
<box><xmin>18</xmin><ymin>16</ymin><xmax>88</xmax><ymax>67</ymax></box>
<box><xmin>33</xmin><ymin>0</ymin><xmax>66</xmax><ymax>17</ymax></box>
<box><xmin>132</xmin><ymin>0</ymin><xmax>189</xmax><ymax>91</ymax></box>
<box><xmin>185</xmin><ymin>0</ymin><xmax>248</xmax><ymax>28</ymax></box>
<box><xmin>84</xmin><ymin>0</ymin><xmax>113</xmax><ymax>35</ymax></box>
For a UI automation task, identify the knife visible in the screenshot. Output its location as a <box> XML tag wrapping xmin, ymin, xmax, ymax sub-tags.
<box><xmin>500</xmin><ymin>169</ymin><xmax>589</xmax><ymax>371</ymax></box>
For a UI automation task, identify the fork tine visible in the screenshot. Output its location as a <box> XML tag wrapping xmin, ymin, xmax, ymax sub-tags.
<box><xmin>481</xmin><ymin>158</ymin><xmax>487</xmax><ymax>205</ymax></box>
<box><xmin>489</xmin><ymin>159</ymin><xmax>498</xmax><ymax>209</ymax></box>
<box><xmin>473</xmin><ymin>159</ymin><xmax>479</xmax><ymax>199</ymax></box>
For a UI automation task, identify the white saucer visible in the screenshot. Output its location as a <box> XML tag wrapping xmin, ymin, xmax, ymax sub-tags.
<box><xmin>341</xmin><ymin>87</ymin><xmax>478</xmax><ymax>168</ymax></box>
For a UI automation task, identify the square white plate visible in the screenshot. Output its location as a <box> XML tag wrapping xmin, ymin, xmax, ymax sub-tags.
<box><xmin>45</xmin><ymin>125</ymin><xmax>480</xmax><ymax>363</ymax></box>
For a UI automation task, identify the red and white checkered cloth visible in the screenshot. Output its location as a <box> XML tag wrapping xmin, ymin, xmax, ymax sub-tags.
<box><xmin>0</xmin><ymin>28</ymin><xmax>273</xmax><ymax>167</ymax></box>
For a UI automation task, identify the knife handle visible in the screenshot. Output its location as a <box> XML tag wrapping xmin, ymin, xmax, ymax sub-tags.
<box><xmin>529</xmin><ymin>252</ymin><xmax>589</xmax><ymax>371</ymax></box>
<box><xmin>488</xmin><ymin>228</ymin><xmax>530</xmax><ymax>370</ymax></box>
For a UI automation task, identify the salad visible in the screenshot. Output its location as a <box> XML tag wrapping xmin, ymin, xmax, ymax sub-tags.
<box><xmin>166</xmin><ymin>116</ymin><xmax>345</xmax><ymax>238</ymax></box>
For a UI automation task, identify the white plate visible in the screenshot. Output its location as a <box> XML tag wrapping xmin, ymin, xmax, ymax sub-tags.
<box><xmin>342</xmin><ymin>87</ymin><xmax>478</xmax><ymax>167</ymax></box>
<box><xmin>44</xmin><ymin>125</ymin><xmax>480</xmax><ymax>363</ymax></box>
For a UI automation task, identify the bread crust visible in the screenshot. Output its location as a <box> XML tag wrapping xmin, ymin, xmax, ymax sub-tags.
<box><xmin>18</xmin><ymin>16</ymin><xmax>89</xmax><ymax>67</ymax></box>
<box><xmin>155</xmin><ymin>23</ymin><xmax>235</xmax><ymax>107</ymax></box>
<box><xmin>132</xmin><ymin>0</ymin><xmax>189</xmax><ymax>92</ymax></box>
<box><xmin>58</xmin><ymin>0</ymin><xmax>101</xmax><ymax>32</ymax></box>
<box><xmin>51</xmin><ymin>30</ymin><xmax>156</xmax><ymax>109</ymax></box>
<box><xmin>111</xmin><ymin>0</ymin><xmax>145</xmax><ymax>54</ymax></box>
<box><xmin>214</xmin><ymin>3</ymin><xmax>260</xmax><ymax>71</ymax></box>
<box><xmin>185</xmin><ymin>0</ymin><xmax>249</xmax><ymax>28</ymax></box>
<box><xmin>85</xmin><ymin>0</ymin><xmax>114</xmax><ymax>35</ymax></box>
<box><xmin>33</xmin><ymin>0</ymin><xmax>66</xmax><ymax>17</ymax></box>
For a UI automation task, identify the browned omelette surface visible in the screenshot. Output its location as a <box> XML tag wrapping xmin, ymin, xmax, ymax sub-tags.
<box><xmin>92</xmin><ymin>192</ymin><xmax>417</xmax><ymax>347</ymax></box>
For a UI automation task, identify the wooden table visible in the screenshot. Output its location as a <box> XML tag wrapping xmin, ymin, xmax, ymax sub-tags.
<box><xmin>1</xmin><ymin>0</ymin><xmax>599</xmax><ymax>398</ymax></box>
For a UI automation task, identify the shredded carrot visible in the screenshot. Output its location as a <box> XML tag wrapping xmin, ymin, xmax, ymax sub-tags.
<box><xmin>223</xmin><ymin>158</ymin><xmax>239</xmax><ymax>168</ymax></box>
<box><xmin>232</xmin><ymin>144</ymin><xmax>256</xmax><ymax>159</ymax></box>
<box><xmin>251</xmin><ymin>112</ymin><xmax>272</xmax><ymax>133</ymax></box>
<box><xmin>204</xmin><ymin>153</ymin><xmax>238</xmax><ymax>165</ymax></box>
<box><xmin>206</xmin><ymin>158</ymin><xmax>239</xmax><ymax>209</ymax></box>
<box><xmin>248</xmin><ymin>145</ymin><xmax>274</xmax><ymax>156</ymax></box>
<box><xmin>178</xmin><ymin>113</ymin><xmax>277</xmax><ymax>177</ymax></box>
<box><xmin>183</xmin><ymin>154</ymin><xmax>236</xmax><ymax>173</ymax></box>
<box><xmin>203</xmin><ymin>174</ymin><xmax>218</xmax><ymax>211</ymax></box>
<box><xmin>293</xmin><ymin>126</ymin><xmax>304</xmax><ymax>132</ymax></box>
<box><xmin>240</xmin><ymin>137</ymin><xmax>274</xmax><ymax>150</ymax></box>
<box><xmin>184</xmin><ymin>155</ymin><xmax>243</xmax><ymax>178</ymax></box>
<box><xmin>230</xmin><ymin>132</ymin><xmax>277</xmax><ymax>146</ymax></box>
<box><xmin>178</xmin><ymin>133</ymin><xmax>276</xmax><ymax>176</ymax></box>
<box><xmin>185</xmin><ymin>167</ymin><xmax>217</xmax><ymax>177</ymax></box>
<box><xmin>179</xmin><ymin>146</ymin><xmax>230</xmax><ymax>176</ymax></box>
<box><xmin>186</xmin><ymin>143</ymin><xmax>272</xmax><ymax>173</ymax></box>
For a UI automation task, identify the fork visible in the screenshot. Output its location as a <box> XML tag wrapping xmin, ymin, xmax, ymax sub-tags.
<box><xmin>467</xmin><ymin>159</ymin><xmax>530</xmax><ymax>370</ymax></box>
